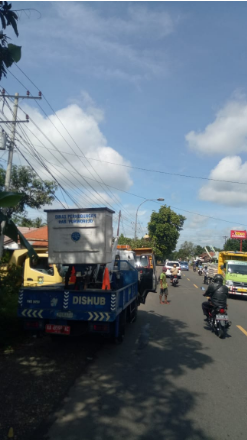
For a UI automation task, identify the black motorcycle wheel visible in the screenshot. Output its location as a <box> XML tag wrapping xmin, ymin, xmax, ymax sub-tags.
<box><xmin>218</xmin><ymin>324</ymin><xmax>226</xmax><ymax>339</ymax></box>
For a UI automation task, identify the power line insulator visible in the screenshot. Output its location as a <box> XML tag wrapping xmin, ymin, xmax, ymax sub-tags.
<box><xmin>27</xmin><ymin>90</ymin><xmax>30</xmax><ymax>96</ymax></box>
<box><xmin>26</xmin><ymin>114</ymin><xmax>29</xmax><ymax>120</ymax></box>
<box><xmin>39</xmin><ymin>91</ymin><xmax>42</xmax><ymax>97</ymax></box>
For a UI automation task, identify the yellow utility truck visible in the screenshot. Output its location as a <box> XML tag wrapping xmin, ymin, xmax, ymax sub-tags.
<box><xmin>1</xmin><ymin>249</ymin><xmax>62</xmax><ymax>287</ymax></box>
<box><xmin>218</xmin><ymin>251</ymin><xmax>247</xmax><ymax>296</ymax></box>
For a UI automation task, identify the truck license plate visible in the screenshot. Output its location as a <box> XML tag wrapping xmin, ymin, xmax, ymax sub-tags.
<box><xmin>216</xmin><ymin>315</ymin><xmax>228</xmax><ymax>321</ymax></box>
<box><xmin>45</xmin><ymin>324</ymin><xmax>70</xmax><ymax>335</ymax></box>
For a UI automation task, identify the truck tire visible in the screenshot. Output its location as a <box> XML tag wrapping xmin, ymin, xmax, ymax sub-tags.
<box><xmin>131</xmin><ymin>299</ymin><xmax>138</xmax><ymax>323</ymax></box>
<box><xmin>113</xmin><ymin>310</ymin><xmax>126</xmax><ymax>344</ymax></box>
<box><xmin>119</xmin><ymin>309</ymin><xmax>126</xmax><ymax>337</ymax></box>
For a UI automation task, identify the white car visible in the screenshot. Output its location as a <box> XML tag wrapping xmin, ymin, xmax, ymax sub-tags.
<box><xmin>163</xmin><ymin>261</ymin><xmax>181</xmax><ymax>278</ymax></box>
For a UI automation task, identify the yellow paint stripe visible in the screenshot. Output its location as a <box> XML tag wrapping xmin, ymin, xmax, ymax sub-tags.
<box><xmin>237</xmin><ymin>325</ymin><xmax>247</xmax><ymax>337</ymax></box>
<box><xmin>193</xmin><ymin>284</ymin><xmax>198</xmax><ymax>289</ymax></box>
<box><xmin>187</xmin><ymin>278</ymin><xmax>190</xmax><ymax>281</ymax></box>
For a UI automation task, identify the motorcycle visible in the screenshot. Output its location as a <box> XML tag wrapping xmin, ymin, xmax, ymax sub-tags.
<box><xmin>171</xmin><ymin>275</ymin><xmax>179</xmax><ymax>287</ymax></box>
<box><xmin>206</xmin><ymin>306</ymin><xmax>231</xmax><ymax>339</ymax></box>
<box><xmin>198</xmin><ymin>268</ymin><xmax>203</xmax><ymax>276</ymax></box>
<box><xmin>201</xmin><ymin>288</ymin><xmax>231</xmax><ymax>339</ymax></box>
<box><xmin>193</xmin><ymin>266</ymin><xmax>196</xmax><ymax>272</ymax></box>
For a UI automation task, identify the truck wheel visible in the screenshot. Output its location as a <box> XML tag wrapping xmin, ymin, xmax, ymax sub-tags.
<box><xmin>131</xmin><ymin>299</ymin><xmax>138</xmax><ymax>323</ymax></box>
<box><xmin>119</xmin><ymin>309</ymin><xmax>126</xmax><ymax>337</ymax></box>
<box><xmin>112</xmin><ymin>311</ymin><xmax>126</xmax><ymax>344</ymax></box>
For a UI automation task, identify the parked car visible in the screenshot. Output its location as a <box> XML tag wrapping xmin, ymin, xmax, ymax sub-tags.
<box><xmin>163</xmin><ymin>261</ymin><xmax>181</xmax><ymax>278</ymax></box>
<box><xmin>180</xmin><ymin>261</ymin><xmax>189</xmax><ymax>271</ymax></box>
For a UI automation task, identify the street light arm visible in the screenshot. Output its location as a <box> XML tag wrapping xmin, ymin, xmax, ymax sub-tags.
<box><xmin>134</xmin><ymin>198</ymin><xmax>164</xmax><ymax>240</ymax></box>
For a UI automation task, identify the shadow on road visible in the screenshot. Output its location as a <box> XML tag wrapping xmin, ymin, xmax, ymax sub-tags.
<box><xmin>0</xmin><ymin>335</ymin><xmax>101</xmax><ymax>440</ymax></box>
<box><xmin>40</xmin><ymin>309</ymin><xmax>214</xmax><ymax>440</ymax></box>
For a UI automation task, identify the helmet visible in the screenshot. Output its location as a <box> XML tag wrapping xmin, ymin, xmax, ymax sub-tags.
<box><xmin>213</xmin><ymin>274</ymin><xmax>223</xmax><ymax>284</ymax></box>
<box><xmin>163</xmin><ymin>267</ymin><xmax>167</xmax><ymax>272</ymax></box>
<box><xmin>173</xmin><ymin>264</ymin><xmax>176</xmax><ymax>268</ymax></box>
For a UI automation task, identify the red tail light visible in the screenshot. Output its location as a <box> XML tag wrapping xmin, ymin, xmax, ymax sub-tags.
<box><xmin>140</xmin><ymin>270</ymin><xmax>143</xmax><ymax>274</ymax></box>
<box><xmin>219</xmin><ymin>308</ymin><xmax>225</xmax><ymax>314</ymax></box>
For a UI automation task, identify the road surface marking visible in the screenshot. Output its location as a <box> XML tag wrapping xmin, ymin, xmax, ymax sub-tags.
<box><xmin>237</xmin><ymin>325</ymin><xmax>247</xmax><ymax>337</ymax></box>
<box><xmin>193</xmin><ymin>284</ymin><xmax>198</xmax><ymax>289</ymax></box>
<box><xmin>187</xmin><ymin>278</ymin><xmax>190</xmax><ymax>281</ymax></box>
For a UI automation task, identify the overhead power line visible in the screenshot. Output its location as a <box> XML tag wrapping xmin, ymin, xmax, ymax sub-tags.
<box><xmin>83</xmin><ymin>157</ymin><xmax>247</xmax><ymax>187</ymax></box>
<box><xmin>0</xmin><ymin>103</ymin><xmax>135</xmax><ymax>227</ymax></box>
<box><xmin>5</xmin><ymin>70</ymin><xmax>247</xmax><ymax>230</ymax></box>
<box><xmin>9</xmin><ymin>68</ymin><xmax>134</xmax><ymax>220</ymax></box>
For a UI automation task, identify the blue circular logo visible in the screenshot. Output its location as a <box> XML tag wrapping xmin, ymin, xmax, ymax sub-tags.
<box><xmin>71</xmin><ymin>232</ymin><xmax>81</xmax><ymax>242</ymax></box>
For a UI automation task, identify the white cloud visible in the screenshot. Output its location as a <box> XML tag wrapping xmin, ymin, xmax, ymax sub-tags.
<box><xmin>185</xmin><ymin>100</ymin><xmax>247</xmax><ymax>155</ymax></box>
<box><xmin>19</xmin><ymin>3</ymin><xmax>178</xmax><ymax>83</ymax></box>
<box><xmin>199</xmin><ymin>156</ymin><xmax>247</xmax><ymax>206</ymax></box>
<box><xmin>4</xmin><ymin>99</ymin><xmax>132</xmax><ymax>209</ymax></box>
<box><xmin>187</xmin><ymin>214</ymin><xmax>209</xmax><ymax>229</ymax></box>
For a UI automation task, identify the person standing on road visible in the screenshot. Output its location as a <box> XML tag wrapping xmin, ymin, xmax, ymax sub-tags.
<box><xmin>160</xmin><ymin>267</ymin><xmax>169</xmax><ymax>304</ymax></box>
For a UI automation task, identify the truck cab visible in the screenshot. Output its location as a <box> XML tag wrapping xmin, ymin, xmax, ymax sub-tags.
<box><xmin>222</xmin><ymin>260</ymin><xmax>247</xmax><ymax>295</ymax></box>
<box><xmin>2</xmin><ymin>249</ymin><xmax>62</xmax><ymax>287</ymax></box>
<box><xmin>218</xmin><ymin>251</ymin><xmax>247</xmax><ymax>296</ymax></box>
<box><xmin>133</xmin><ymin>247</ymin><xmax>157</xmax><ymax>302</ymax></box>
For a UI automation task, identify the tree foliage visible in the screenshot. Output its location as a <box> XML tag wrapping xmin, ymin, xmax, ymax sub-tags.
<box><xmin>0</xmin><ymin>190</ymin><xmax>37</xmax><ymax>258</ymax></box>
<box><xmin>173</xmin><ymin>242</ymin><xmax>222</xmax><ymax>261</ymax></box>
<box><xmin>194</xmin><ymin>245</ymin><xmax>205</xmax><ymax>256</ymax></box>
<box><xmin>224</xmin><ymin>238</ymin><xmax>247</xmax><ymax>252</ymax></box>
<box><xmin>148</xmin><ymin>205</ymin><xmax>186</xmax><ymax>259</ymax></box>
<box><xmin>0</xmin><ymin>165</ymin><xmax>57</xmax><ymax>220</ymax></box>
<box><xmin>177</xmin><ymin>241</ymin><xmax>195</xmax><ymax>260</ymax></box>
<box><xmin>11</xmin><ymin>214</ymin><xmax>46</xmax><ymax>228</ymax></box>
<box><xmin>0</xmin><ymin>1</ymin><xmax>21</xmax><ymax>80</ymax></box>
<box><xmin>118</xmin><ymin>234</ymin><xmax>153</xmax><ymax>250</ymax></box>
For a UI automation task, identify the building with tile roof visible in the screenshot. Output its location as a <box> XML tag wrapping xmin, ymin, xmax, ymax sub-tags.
<box><xmin>4</xmin><ymin>226</ymin><xmax>48</xmax><ymax>249</ymax></box>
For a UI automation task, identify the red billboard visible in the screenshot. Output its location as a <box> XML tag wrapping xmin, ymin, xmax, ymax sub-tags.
<box><xmin>230</xmin><ymin>230</ymin><xmax>247</xmax><ymax>239</ymax></box>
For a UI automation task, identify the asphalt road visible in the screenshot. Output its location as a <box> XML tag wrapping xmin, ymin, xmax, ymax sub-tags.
<box><xmin>43</xmin><ymin>268</ymin><xmax>247</xmax><ymax>440</ymax></box>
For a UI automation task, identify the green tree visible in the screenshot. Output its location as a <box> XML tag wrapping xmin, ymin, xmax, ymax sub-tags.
<box><xmin>0</xmin><ymin>165</ymin><xmax>4</xmax><ymax>188</ymax></box>
<box><xmin>177</xmin><ymin>241</ymin><xmax>195</xmax><ymax>260</ymax></box>
<box><xmin>148</xmin><ymin>205</ymin><xmax>186</xmax><ymax>260</ymax></box>
<box><xmin>0</xmin><ymin>1</ymin><xmax>21</xmax><ymax>80</ymax></box>
<box><xmin>194</xmin><ymin>245</ymin><xmax>204</xmax><ymax>256</ymax></box>
<box><xmin>0</xmin><ymin>191</ymin><xmax>37</xmax><ymax>258</ymax></box>
<box><xmin>118</xmin><ymin>234</ymin><xmax>154</xmax><ymax>250</ymax></box>
<box><xmin>224</xmin><ymin>238</ymin><xmax>247</xmax><ymax>252</ymax></box>
<box><xmin>11</xmin><ymin>214</ymin><xmax>46</xmax><ymax>228</ymax></box>
<box><xmin>118</xmin><ymin>234</ymin><xmax>133</xmax><ymax>246</ymax></box>
<box><xmin>0</xmin><ymin>165</ymin><xmax>57</xmax><ymax>221</ymax></box>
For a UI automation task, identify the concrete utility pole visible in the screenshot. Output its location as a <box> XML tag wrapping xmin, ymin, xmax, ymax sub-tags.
<box><xmin>0</xmin><ymin>90</ymin><xmax>42</xmax><ymax>258</ymax></box>
<box><xmin>4</xmin><ymin>93</ymin><xmax>19</xmax><ymax>191</ymax></box>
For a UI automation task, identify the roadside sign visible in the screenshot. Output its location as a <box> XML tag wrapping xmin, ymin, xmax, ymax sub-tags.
<box><xmin>230</xmin><ymin>230</ymin><xmax>247</xmax><ymax>239</ymax></box>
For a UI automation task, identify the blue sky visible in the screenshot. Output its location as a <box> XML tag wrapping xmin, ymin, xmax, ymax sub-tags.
<box><xmin>2</xmin><ymin>1</ymin><xmax>247</xmax><ymax>249</ymax></box>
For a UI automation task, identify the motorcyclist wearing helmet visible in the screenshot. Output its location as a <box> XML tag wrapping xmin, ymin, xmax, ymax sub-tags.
<box><xmin>170</xmin><ymin>264</ymin><xmax>179</xmax><ymax>282</ymax></box>
<box><xmin>202</xmin><ymin>274</ymin><xmax>228</xmax><ymax>320</ymax></box>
